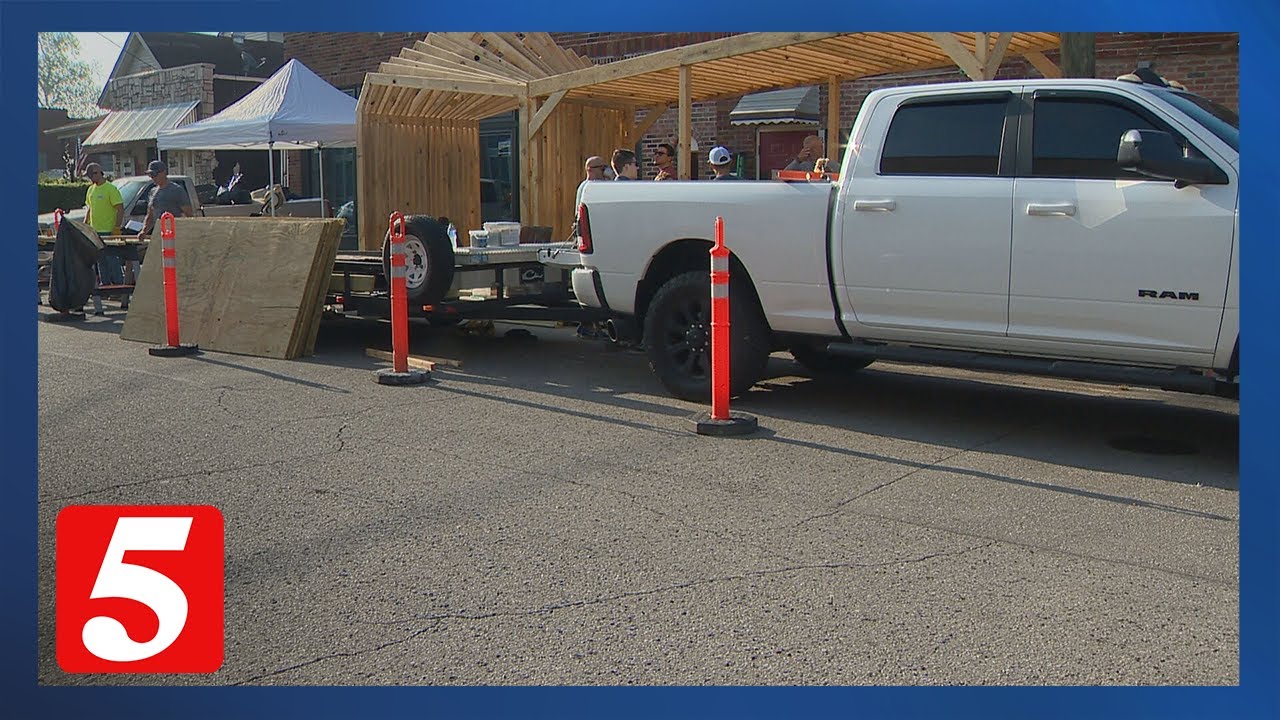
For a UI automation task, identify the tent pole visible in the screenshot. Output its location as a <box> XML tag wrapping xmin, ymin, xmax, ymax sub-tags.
<box><xmin>317</xmin><ymin>145</ymin><xmax>326</xmax><ymax>217</ymax></box>
<box><xmin>268</xmin><ymin>141</ymin><xmax>276</xmax><ymax>217</ymax></box>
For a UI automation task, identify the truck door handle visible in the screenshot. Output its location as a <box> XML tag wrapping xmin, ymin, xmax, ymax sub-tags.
<box><xmin>853</xmin><ymin>199</ymin><xmax>896</xmax><ymax>212</ymax></box>
<box><xmin>1026</xmin><ymin>202</ymin><xmax>1077</xmax><ymax>216</ymax></box>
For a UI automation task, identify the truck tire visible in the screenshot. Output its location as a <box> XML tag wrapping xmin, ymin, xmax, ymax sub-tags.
<box><xmin>643</xmin><ymin>270</ymin><xmax>771</xmax><ymax>402</ymax></box>
<box><xmin>789</xmin><ymin>342</ymin><xmax>874</xmax><ymax>375</ymax></box>
<box><xmin>382</xmin><ymin>215</ymin><xmax>455</xmax><ymax>305</ymax></box>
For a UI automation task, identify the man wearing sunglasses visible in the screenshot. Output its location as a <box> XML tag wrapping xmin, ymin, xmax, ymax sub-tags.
<box><xmin>653</xmin><ymin>142</ymin><xmax>676</xmax><ymax>181</ymax></box>
<box><xmin>136</xmin><ymin>160</ymin><xmax>193</xmax><ymax>242</ymax></box>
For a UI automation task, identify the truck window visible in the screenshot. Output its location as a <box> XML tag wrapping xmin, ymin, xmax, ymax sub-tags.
<box><xmin>1032</xmin><ymin>97</ymin><xmax>1162</xmax><ymax>179</ymax></box>
<box><xmin>880</xmin><ymin>99</ymin><xmax>1007</xmax><ymax>176</ymax></box>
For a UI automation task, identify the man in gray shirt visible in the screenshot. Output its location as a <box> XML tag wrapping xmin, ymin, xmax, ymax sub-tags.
<box><xmin>137</xmin><ymin>160</ymin><xmax>194</xmax><ymax>240</ymax></box>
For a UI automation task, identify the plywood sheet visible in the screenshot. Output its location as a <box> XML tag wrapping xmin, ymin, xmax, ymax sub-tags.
<box><xmin>121</xmin><ymin>218</ymin><xmax>344</xmax><ymax>359</ymax></box>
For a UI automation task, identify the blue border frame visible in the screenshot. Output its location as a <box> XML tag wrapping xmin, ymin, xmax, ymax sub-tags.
<box><xmin>5</xmin><ymin>2</ymin><xmax>1277</xmax><ymax>717</ymax></box>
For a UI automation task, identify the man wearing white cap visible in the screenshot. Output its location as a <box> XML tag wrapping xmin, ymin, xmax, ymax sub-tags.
<box><xmin>708</xmin><ymin>146</ymin><xmax>741</xmax><ymax>181</ymax></box>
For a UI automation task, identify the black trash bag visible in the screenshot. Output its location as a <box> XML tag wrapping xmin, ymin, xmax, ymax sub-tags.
<box><xmin>47</xmin><ymin>219</ymin><xmax>103</xmax><ymax>313</ymax></box>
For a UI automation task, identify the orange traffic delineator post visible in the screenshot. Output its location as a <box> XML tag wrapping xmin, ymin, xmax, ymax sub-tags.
<box><xmin>148</xmin><ymin>213</ymin><xmax>199</xmax><ymax>357</ymax></box>
<box><xmin>692</xmin><ymin>216</ymin><xmax>757</xmax><ymax>437</ymax></box>
<box><xmin>375</xmin><ymin>211</ymin><xmax>429</xmax><ymax>386</ymax></box>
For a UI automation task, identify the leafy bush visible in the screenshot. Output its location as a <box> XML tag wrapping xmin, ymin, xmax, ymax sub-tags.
<box><xmin>38</xmin><ymin>181</ymin><xmax>91</xmax><ymax>214</ymax></box>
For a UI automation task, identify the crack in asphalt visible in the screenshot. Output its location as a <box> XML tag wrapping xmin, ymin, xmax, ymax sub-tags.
<box><xmin>414</xmin><ymin>443</ymin><xmax>801</xmax><ymax>565</ymax></box>
<box><xmin>840</xmin><ymin>506</ymin><xmax>1236</xmax><ymax>588</ymax></box>
<box><xmin>790</xmin><ymin>425</ymin><xmax>1030</xmax><ymax>529</ymax></box>
<box><xmin>356</xmin><ymin>542</ymin><xmax>995</xmax><ymax>629</ymax></box>
<box><xmin>234</xmin><ymin>542</ymin><xmax>993</xmax><ymax>684</ymax></box>
<box><xmin>37</xmin><ymin>423</ymin><xmax>359</xmax><ymax>505</ymax></box>
<box><xmin>229</xmin><ymin>620</ymin><xmax>445</xmax><ymax>686</ymax></box>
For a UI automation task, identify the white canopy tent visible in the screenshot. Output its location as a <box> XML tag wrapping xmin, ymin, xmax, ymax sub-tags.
<box><xmin>157</xmin><ymin>59</ymin><xmax>357</xmax><ymax>214</ymax></box>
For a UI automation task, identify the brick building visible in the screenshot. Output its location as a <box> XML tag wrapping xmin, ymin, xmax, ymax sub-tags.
<box><xmin>282</xmin><ymin>32</ymin><xmax>1238</xmax><ymax>206</ymax></box>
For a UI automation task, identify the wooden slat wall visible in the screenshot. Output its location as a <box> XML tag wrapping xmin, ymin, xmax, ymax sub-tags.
<box><xmin>357</xmin><ymin>116</ymin><xmax>481</xmax><ymax>250</ymax></box>
<box><xmin>527</xmin><ymin>101</ymin><xmax>628</xmax><ymax>241</ymax></box>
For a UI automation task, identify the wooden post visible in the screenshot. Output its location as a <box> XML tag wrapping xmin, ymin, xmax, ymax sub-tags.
<box><xmin>518</xmin><ymin>94</ymin><xmax>531</xmax><ymax>224</ymax></box>
<box><xmin>1060</xmin><ymin>32</ymin><xmax>1096</xmax><ymax>78</ymax></box>
<box><xmin>678</xmin><ymin>64</ymin><xmax>691</xmax><ymax>180</ymax></box>
<box><xmin>826</xmin><ymin>76</ymin><xmax>841</xmax><ymax>164</ymax></box>
<box><xmin>526</xmin><ymin>96</ymin><xmax>540</xmax><ymax>228</ymax></box>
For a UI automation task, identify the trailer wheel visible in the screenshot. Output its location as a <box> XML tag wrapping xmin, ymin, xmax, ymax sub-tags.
<box><xmin>382</xmin><ymin>215</ymin><xmax>455</xmax><ymax>304</ymax></box>
<box><xmin>643</xmin><ymin>270</ymin><xmax>771</xmax><ymax>402</ymax></box>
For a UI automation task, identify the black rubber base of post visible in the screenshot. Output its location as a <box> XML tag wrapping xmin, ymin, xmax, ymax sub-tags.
<box><xmin>45</xmin><ymin>312</ymin><xmax>85</xmax><ymax>323</ymax></box>
<box><xmin>691</xmin><ymin>412</ymin><xmax>759</xmax><ymax>437</ymax></box>
<box><xmin>374</xmin><ymin>368</ymin><xmax>431</xmax><ymax>386</ymax></box>
<box><xmin>148</xmin><ymin>343</ymin><xmax>200</xmax><ymax>357</ymax></box>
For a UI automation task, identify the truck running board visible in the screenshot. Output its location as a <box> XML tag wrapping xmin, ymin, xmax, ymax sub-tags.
<box><xmin>824</xmin><ymin>341</ymin><xmax>1235</xmax><ymax>397</ymax></box>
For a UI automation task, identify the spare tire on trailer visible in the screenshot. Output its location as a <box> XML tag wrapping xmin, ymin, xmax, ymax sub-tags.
<box><xmin>382</xmin><ymin>214</ymin><xmax>455</xmax><ymax>305</ymax></box>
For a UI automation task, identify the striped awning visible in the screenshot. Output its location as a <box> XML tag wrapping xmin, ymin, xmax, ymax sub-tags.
<box><xmin>730</xmin><ymin>86</ymin><xmax>821</xmax><ymax>126</ymax></box>
<box><xmin>83</xmin><ymin>101</ymin><xmax>199</xmax><ymax>148</ymax></box>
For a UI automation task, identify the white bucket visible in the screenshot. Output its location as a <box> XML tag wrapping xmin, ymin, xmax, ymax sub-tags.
<box><xmin>484</xmin><ymin>221</ymin><xmax>522</xmax><ymax>246</ymax></box>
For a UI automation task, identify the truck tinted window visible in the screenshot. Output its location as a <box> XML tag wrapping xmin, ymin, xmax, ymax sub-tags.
<box><xmin>1032</xmin><ymin>97</ymin><xmax>1160</xmax><ymax>179</ymax></box>
<box><xmin>880</xmin><ymin>99</ymin><xmax>1007</xmax><ymax>176</ymax></box>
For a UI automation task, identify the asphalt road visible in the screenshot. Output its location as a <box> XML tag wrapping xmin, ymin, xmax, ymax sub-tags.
<box><xmin>36</xmin><ymin>307</ymin><xmax>1239</xmax><ymax>685</ymax></box>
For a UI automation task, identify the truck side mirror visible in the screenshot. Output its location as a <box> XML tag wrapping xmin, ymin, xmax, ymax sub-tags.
<box><xmin>1117</xmin><ymin>129</ymin><xmax>1228</xmax><ymax>186</ymax></box>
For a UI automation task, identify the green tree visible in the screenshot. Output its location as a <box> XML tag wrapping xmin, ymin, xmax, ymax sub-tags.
<box><xmin>38</xmin><ymin>33</ymin><xmax>101</xmax><ymax>119</ymax></box>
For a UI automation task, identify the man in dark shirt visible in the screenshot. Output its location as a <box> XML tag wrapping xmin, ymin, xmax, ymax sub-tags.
<box><xmin>137</xmin><ymin>160</ymin><xmax>194</xmax><ymax>240</ymax></box>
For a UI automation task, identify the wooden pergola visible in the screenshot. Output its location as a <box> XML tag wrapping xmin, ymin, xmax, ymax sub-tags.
<box><xmin>357</xmin><ymin>32</ymin><xmax>1063</xmax><ymax>248</ymax></box>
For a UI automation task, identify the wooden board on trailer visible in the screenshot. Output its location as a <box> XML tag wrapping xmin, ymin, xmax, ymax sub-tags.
<box><xmin>121</xmin><ymin>217</ymin><xmax>345</xmax><ymax>360</ymax></box>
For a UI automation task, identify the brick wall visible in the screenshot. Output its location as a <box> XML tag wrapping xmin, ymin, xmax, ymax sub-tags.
<box><xmin>283</xmin><ymin>32</ymin><xmax>425</xmax><ymax>90</ymax></box>
<box><xmin>549</xmin><ymin>33</ymin><xmax>739</xmax><ymax>63</ymax></box>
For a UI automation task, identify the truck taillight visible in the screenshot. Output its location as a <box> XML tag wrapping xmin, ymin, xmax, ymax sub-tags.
<box><xmin>577</xmin><ymin>204</ymin><xmax>593</xmax><ymax>254</ymax></box>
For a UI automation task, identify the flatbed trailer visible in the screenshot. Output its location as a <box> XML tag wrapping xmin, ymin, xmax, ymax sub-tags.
<box><xmin>324</xmin><ymin>243</ymin><xmax>608</xmax><ymax>325</ymax></box>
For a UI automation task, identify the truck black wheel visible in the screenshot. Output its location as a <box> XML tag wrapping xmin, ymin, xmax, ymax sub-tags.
<box><xmin>643</xmin><ymin>270</ymin><xmax>771</xmax><ymax>402</ymax></box>
<box><xmin>382</xmin><ymin>215</ymin><xmax>455</xmax><ymax>305</ymax></box>
<box><xmin>789</xmin><ymin>342</ymin><xmax>874</xmax><ymax>375</ymax></box>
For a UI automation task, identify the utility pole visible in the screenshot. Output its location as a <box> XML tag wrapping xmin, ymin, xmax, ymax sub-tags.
<box><xmin>1060</xmin><ymin>33</ymin><xmax>1096</xmax><ymax>78</ymax></box>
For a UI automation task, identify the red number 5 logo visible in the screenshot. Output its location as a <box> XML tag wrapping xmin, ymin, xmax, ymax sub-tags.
<box><xmin>57</xmin><ymin>506</ymin><xmax>224</xmax><ymax>674</ymax></box>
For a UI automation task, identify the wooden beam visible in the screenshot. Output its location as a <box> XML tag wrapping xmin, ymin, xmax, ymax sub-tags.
<box><xmin>525</xmin><ymin>96</ymin><xmax>541</xmax><ymax>228</ymax></box>
<box><xmin>975</xmin><ymin>32</ymin><xmax>989</xmax><ymax>70</ymax></box>
<box><xmin>365</xmin><ymin>348</ymin><xmax>439</xmax><ymax>371</ymax></box>
<box><xmin>678</xmin><ymin>65</ymin><xmax>691</xmax><ymax>180</ymax></box>
<box><xmin>827</xmin><ymin>76</ymin><xmax>841</xmax><ymax>163</ymax></box>
<box><xmin>985</xmin><ymin>32</ymin><xmax>1014</xmax><ymax>78</ymax></box>
<box><xmin>367</xmin><ymin>72</ymin><xmax>526</xmax><ymax>98</ymax></box>
<box><xmin>518</xmin><ymin>96</ymin><xmax>531</xmax><ymax>224</ymax></box>
<box><xmin>481</xmin><ymin>33</ymin><xmax>555</xmax><ymax>78</ymax></box>
<box><xmin>626</xmin><ymin>104</ymin><xmax>670</xmax><ymax>146</ymax></box>
<box><xmin>1023</xmin><ymin>50</ymin><xmax>1063</xmax><ymax>79</ymax></box>
<box><xmin>928</xmin><ymin>32</ymin><xmax>985</xmax><ymax>81</ymax></box>
<box><xmin>528</xmin><ymin>89</ymin><xmax>567</xmax><ymax>139</ymax></box>
<box><xmin>528</xmin><ymin>32</ymin><xmax>842</xmax><ymax>96</ymax></box>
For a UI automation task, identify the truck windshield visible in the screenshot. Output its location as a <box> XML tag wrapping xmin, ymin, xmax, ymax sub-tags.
<box><xmin>113</xmin><ymin>177</ymin><xmax>152</xmax><ymax>211</ymax></box>
<box><xmin>1148</xmin><ymin>87</ymin><xmax>1239</xmax><ymax>152</ymax></box>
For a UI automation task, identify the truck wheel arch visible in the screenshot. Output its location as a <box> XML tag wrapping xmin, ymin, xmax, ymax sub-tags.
<box><xmin>635</xmin><ymin>238</ymin><xmax>768</xmax><ymax>333</ymax></box>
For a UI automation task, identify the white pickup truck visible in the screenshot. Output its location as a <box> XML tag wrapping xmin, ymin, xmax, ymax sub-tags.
<box><xmin>573</xmin><ymin>75</ymin><xmax>1240</xmax><ymax>401</ymax></box>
